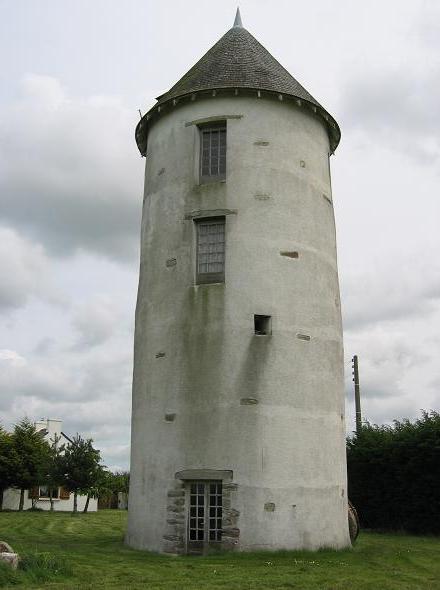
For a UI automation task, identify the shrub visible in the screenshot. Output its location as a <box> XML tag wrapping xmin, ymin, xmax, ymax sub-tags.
<box><xmin>347</xmin><ymin>410</ymin><xmax>440</xmax><ymax>534</ymax></box>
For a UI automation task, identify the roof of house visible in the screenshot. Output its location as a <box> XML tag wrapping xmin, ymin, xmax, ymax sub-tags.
<box><xmin>136</xmin><ymin>10</ymin><xmax>340</xmax><ymax>154</ymax></box>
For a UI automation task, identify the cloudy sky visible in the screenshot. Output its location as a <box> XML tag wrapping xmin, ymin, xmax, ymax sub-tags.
<box><xmin>1</xmin><ymin>0</ymin><xmax>439</xmax><ymax>470</ymax></box>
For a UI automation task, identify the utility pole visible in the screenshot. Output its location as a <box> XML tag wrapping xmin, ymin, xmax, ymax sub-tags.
<box><xmin>352</xmin><ymin>355</ymin><xmax>362</xmax><ymax>434</ymax></box>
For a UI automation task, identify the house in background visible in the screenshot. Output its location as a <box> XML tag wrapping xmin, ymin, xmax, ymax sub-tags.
<box><xmin>3</xmin><ymin>418</ymin><xmax>98</xmax><ymax>512</ymax></box>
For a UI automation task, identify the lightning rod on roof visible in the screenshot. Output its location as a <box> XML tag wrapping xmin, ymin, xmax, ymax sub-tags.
<box><xmin>233</xmin><ymin>7</ymin><xmax>243</xmax><ymax>28</ymax></box>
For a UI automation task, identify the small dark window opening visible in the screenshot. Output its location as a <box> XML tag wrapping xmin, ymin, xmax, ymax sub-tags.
<box><xmin>199</xmin><ymin>121</ymin><xmax>226</xmax><ymax>183</ymax></box>
<box><xmin>254</xmin><ymin>315</ymin><xmax>272</xmax><ymax>335</ymax></box>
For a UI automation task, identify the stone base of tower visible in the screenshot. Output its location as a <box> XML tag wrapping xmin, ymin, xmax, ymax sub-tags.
<box><xmin>125</xmin><ymin>470</ymin><xmax>351</xmax><ymax>554</ymax></box>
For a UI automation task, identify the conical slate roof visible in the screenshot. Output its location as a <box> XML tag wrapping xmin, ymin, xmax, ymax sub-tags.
<box><xmin>136</xmin><ymin>14</ymin><xmax>340</xmax><ymax>154</ymax></box>
<box><xmin>156</xmin><ymin>24</ymin><xmax>321</xmax><ymax>109</ymax></box>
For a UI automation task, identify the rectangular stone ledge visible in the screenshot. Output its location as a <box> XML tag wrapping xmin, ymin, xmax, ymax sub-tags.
<box><xmin>175</xmin><ymin>469</ymin><xmax>233</xmax><ymax>481</ymax></box>
<box><xmin>189</xmin><ymin>283</ymin><xmax>225</xmax><ymax>293</ymax></box>
<box><xmin>195</xmin><ymin>179</ymin><xmax>227</xmax><ymax>190</ymax></box>
<box><xmin>185</xmin><ymin>114</ymin><xmax>243</xmax><ymax>127</ymax></box>
<box><xmin>184</xmin><ymin>209</ymin><xmax>237</xmax><ymax>220</ymax></box>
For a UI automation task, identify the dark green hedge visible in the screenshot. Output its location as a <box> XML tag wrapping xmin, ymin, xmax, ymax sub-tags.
<box><xmin>347</xmin><ymin>410</ymin><xmax>440</xmax><ymax>534</ymax></box>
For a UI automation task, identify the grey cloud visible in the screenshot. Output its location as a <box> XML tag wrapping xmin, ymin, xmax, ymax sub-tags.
<box><xmin>340</xmin><ymin>63</ymin><xmax>440</xmax><ymax>164</ymax></box>
<box><xmin>346</xmin><ymin>398</ymin><xmax>424</xmax><ymax>432</ymax></box>
<box><xmin>76</xmin><ymin>354</ymin><xmax>133</xmax><ymax>404</ymax></box>
<box><xmin>72</xmin><ymin>297</ymin><xmax>120</xmax><ymax>349</ymax></box>
<box><xmin>1</xmin><ymin>353</ymin><xmax>131</xmax><ymax>407</ymax></box>
<box><xmin>341</xmin><ymin>256</ymin><xmax>440</xmax><ymax>331</ymax></box>
<box><xmin>0</xmin><ymin>75</ymin><xmax>143</xmax><ymax>262</ymax></box>
<box><xmin>0</xmin><ymin>345</ymin><xmax>132</xmax><ymax>468</ymax></box>
<box><xmin>98</xmin><ymin>444</ymin><xmax>131</xmax><ymax>472</ymax></box>
<box><xmin>33</xmin><ymin>338</ymin><xmax>57</xmax><ymax>355</ymax></box>
<box><xmin>411</xmin><ymin>4</ymin><xmax>440</xmax><ymax>50</ymax></box>
<box><xmin>343</xmin><ymin>310</ymin><xmax>440</xmax><ymax>432</ymax></box>
<box><xmin>35</xmin><ymin>403</ymin><xmax>131</xmax><ymax>471</ymax></box>
<box><xmin>0</xmin><ymin>227</ymin><xmax>53</xmax><ymax>311</ymax></box>
<box><xmin>0</xmin><ymin>359</ymin><xmax>87</xmax><ymax>405</ymax></box>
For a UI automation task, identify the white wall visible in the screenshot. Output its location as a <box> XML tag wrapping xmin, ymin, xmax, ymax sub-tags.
<box><xmin>3</xmin><ymin>488</ymin><xmax>97</xmax><ymax>512</ymax></box>
<box><xmin>127</xmin><ymin>94</ymin><xmax>350</xmax><ymax>552</ymax></box>
<box><xmin>35</xmin><ymin>418</ymin><xmax>63</xmax><ymax>443</ymax></box>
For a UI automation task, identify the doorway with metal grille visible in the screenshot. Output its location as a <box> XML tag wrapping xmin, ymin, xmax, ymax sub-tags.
<box><xmin>187</xmin><ymin>481</ymin><xmax>222</xmax><ymax>554</ymax></box>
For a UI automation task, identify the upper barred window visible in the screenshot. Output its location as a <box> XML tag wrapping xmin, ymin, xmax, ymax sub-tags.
<box><xmin>199</xmin><ymin>122</ymin><xmax>226</xmax><ymax>183</ymax></box>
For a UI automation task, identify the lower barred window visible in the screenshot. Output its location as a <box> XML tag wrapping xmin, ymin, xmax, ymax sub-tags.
<box><xmin>195</xmin><ymin>218</ymin><xmax>225</xmax><ymax>284</ymax></box>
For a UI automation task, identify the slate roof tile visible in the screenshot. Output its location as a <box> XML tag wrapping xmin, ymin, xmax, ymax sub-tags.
<box><xmin>156</xmin><ymin>26</ymin><xmax>322</xmax><ymax>108</ymax></box>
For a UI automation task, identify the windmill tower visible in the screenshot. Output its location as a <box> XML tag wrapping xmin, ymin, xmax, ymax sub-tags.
<box><xmin>127</xmin><ymin>10</ymin><xmax>350</xmax><ymax>553</ymax></box>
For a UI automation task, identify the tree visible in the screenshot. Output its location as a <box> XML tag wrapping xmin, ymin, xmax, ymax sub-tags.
<box><xmin>0</xmin><ymin>425</ymin><xmax>18</xmax><ymax>510</ymax></box>
<box><xmin>82</xmin><ymin>465</ymin><xmax>109</xmax><ymax>513</ymax></box>
<box><xmin>111</xmin><ymin>471</ymin><xmax>130</xmax><ymax>496</ymax></box>
<box><xmin>96</xmin><ymin>470</ymin><xmax>130</xmax><ymax>510</ymax></box>
<box><xmin>110</xmin><ymin>470</ymin><xmax>130</xmax><ymax>510</ymax></box>
<box><xmin>43</xmin><ymin>433</ymin><xmax>66</xmax><ymax>512</ymax></box>
<box><xmin>10</xmin><ymin>418</ymin><xmax>51</xmax><ymax>511</ymax></box>
<box><xmin>59</xmin><ymin>434</ymin><xmax>102</xmax><ymax>513</ymax></box>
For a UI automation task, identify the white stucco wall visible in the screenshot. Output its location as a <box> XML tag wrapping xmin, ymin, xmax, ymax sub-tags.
<box><xmin>2</xmin><ymin>488</ymin><xmax>97</xmax><ymax>512</ymax></box>
<box><xmin>127</xmin><ymin>95</ymin><xmax>350</xmax><ymax>552</ymax></box>
<box><xmin>34</xmin><ymin>418</ymin><xmax>64</xmax><ymax>441</ymax></box>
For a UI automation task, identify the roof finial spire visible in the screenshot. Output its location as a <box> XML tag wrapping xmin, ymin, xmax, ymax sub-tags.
<box><xmin>233</xmin><ymin>7</ymin><xmax>243</xmax><ymax>28</ymax></box>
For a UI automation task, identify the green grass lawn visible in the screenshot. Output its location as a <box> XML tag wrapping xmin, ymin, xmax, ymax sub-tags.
<box><xmin>0</xmin><ymin>510</ymin><xmax>439</xmax><ymax>589</ymax></box>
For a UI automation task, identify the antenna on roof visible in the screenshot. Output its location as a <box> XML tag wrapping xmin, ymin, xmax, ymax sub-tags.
<box><xmin>233</xmin><ymin>7</ymin><xmax>243</xmax><ymax>28</ymax></box>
